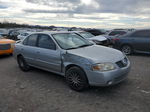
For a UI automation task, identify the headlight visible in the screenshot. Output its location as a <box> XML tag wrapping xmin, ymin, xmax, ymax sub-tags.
<box><xmin>92</xmin><ymin>63</ymin><xmax>116</xmax><ymax>71</ymax></box>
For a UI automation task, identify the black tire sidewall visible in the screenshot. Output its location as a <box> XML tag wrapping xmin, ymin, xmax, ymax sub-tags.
<box><xmin>65</xmin><ymin>67</ymin><xmax>89</xmax><ymax>91</ymax></box>
<box><xmin>121</xmin><ymin>45</ymin><xmax>132</xmax><ymax>55</ymax></box>
<box><xmin>17</xmin><ymin>56</ymin><xmax>30</xmax><ymax>71</ymax></box>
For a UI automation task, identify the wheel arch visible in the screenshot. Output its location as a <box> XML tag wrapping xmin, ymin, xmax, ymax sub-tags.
<box><xmin>65</xmin><ymin>64</ymin><xmax>84</xmax><ymax>73</ymax></box>
<box><xmin>121</xmin><ymin>44</ymin><xmax>134</xmax><ymax>54</ymax></box>
<box><xmin>65</xmin><ymin>64</ymin><xmax>89</xmax><ymax>83</ymax></box>
<box><xmin>121</xmin><ymin>43</ymin><xmax>133</xmax><ymax>49</ymax></box>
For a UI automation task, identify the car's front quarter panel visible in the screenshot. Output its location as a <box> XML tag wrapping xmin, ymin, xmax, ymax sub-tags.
<box><xmin>62</xmin><ymin>53</ymin><xmax>93</xmax><ymax>74</ymax></box>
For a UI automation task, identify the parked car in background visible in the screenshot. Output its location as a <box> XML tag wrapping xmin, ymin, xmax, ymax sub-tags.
<box><xmin>8</xmin><ymin>30</ymin><xmax>20</xmax><ymax>40</ymax></box>
<box><xmin>113</xmin><ymin>29</ymin><xmax>150</xmax><ymax>55</ymax></box>
<box><xmin>17</xmin><ymin>32</ymin><xmax>31</xmax><ymax>40</ymax></box>
<box><xmin>0</xmin><ymin>29</ymin><xmax>9</xmax><ymax>37</ymax></box>
<box><xmin>72</xmin><ymin>31</ymin><xmax>110</xmax><ymax>46</ymax></box>
<box><xmin>14</xmin><ymin>32</ymin><xmax>130</xmax><ymax>91</ymax></box>
<box><xmin>0</xmin><ymin>34</ymin><xmax>15</xmax><ymax>55</ymax></box>
<box><xmin>84</xmin><ymin>29</ymin><xmax>106</xmax><ymax>36</ymax></box>
<box><xmin>104</xmin><ymin>30</ymin><xmax>129</xmax><ymax>46</ymax></box>
<box><xmin>106</xmin><ymin>30</ymin><xmax>128</xmax><ymax>39</ymax></box>
<box><xmin>8</xmin><ymin>29</ymin><xmax>35</xmax><ymax>40</ymax></box>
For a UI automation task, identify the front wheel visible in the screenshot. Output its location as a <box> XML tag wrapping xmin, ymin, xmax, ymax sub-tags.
<box><xmin>121</xmin><ymin>45</ymin><xmax>133</xmax><ymax>55</ymax></box>
<box><xmin>17</xmin><ymin>56</ymin><xmax>30</xmax><ymax>72</ymax></box>
<box><xmin>65</xmin><ymin>67</ymin><xmax>89</xmax><ymax>91</ymax></box>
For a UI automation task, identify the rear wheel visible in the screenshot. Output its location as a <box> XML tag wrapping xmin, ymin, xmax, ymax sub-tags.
<box><xmin>121</xmin><ymin>45</ymin><xmax>133</xmax><ymax>55</ymax></box>
<box><xmin>65</xmin><ymin>67</ymin><xmax>89</xmax><ymax>91</ymax></box>
<box><xmin>17</xmin><ymin>56</ymin><xmax>30</xmax><ymax>71</ymax></box>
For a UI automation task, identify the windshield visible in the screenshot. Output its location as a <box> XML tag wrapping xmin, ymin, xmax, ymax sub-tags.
<box><xmin>52</xmin><ymin>33</ymin><xmax>93</xmax><ymax>50</ymax></box>
<box><xmin>79</xmin><ymin>32</ymin><xmax>94</xmax><ymax>38</ymax></box>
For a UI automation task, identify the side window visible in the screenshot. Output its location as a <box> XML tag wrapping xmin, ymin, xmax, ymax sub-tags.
<box><xmin>23</xmin><ymin>34</ymin><xmax>38</xmax><ymax>46</ymax></box>
<box><xmin>37</xmin><ymin>34</ymin><xmax>56</xmax><ymax>50</ymax></box>
<box><xmin>130</xmin><ymin>30</ymin><xmax>150</xmax><ymax>38</ymax></box>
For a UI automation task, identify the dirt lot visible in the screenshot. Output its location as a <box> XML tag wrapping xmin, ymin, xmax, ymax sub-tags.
<box><xmin>0</xmin><ymin>54</ymin><xmax>150</xmax><ymax>112</ymax></box>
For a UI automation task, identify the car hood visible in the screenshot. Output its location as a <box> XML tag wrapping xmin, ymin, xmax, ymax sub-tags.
<box><xmin>67</xmin><ymin>45</ymin><xmax>124</xmax><ymax>63</ymax></box>
<box><xmin>88</xmin><ymin>35</ymin><xmax>107</xmax><ymax>41</ymax></box>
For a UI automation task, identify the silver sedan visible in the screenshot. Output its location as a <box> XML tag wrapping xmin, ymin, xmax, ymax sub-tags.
<box><xmin>14</xmin><ymin>32</ymin><xmax>130</xmax><ymax>91</ymax></box>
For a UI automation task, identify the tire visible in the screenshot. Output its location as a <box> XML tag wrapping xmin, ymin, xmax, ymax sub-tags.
<box><xmin>65</xmin><ymin>67</ymin><xmax>89</xmax><ymax>91</ymax></box>
<box><xmin>121</xmin><ymin>45</ymin><xmax>133</xmax><ymax>55</ymax></box>
<box><xmin>10</xmin><ymin>53</ymin><xmax>13</xmax><ymax>56</ymax></box>
<box><xmin>17</xmin><ymin>56</ymin><xmax>30</xmax><ymax>72</ymax></box>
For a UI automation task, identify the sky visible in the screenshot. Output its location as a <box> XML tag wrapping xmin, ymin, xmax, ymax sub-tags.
<box><xmin>0</xmin><ymin>0</ymin><xmax>150</xmax><ymax>29</ymax></box>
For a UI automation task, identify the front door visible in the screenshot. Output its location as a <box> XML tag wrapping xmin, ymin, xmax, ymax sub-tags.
<box><xmin>36</xmin><ymin>34</ymin><xmax>62</xmax><ymax>72</ymax></box>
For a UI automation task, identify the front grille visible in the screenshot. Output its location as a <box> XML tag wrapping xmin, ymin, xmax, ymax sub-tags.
<box><xmin>0</xmin><ymin>44</ymin><xmax>11</xmax><ymax>50</ymax></box>
<box><xmin>116</xmin><ymin>57</ymin><xmax>128</xmax><ymax>68</ymax></box>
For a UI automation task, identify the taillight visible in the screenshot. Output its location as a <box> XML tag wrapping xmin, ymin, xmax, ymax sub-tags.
<box><xmin>112</xmin><ymin>38</ymin><xmax>120</xmax><ymax>41</ymax></box>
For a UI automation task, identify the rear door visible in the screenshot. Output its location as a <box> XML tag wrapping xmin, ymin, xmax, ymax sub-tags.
<box><xmin>36</xmin><ymin>34</ymin><xmax>62</xmax><ymax>72</ymax></box>
<box><xmin>21</xmin><ymin>34</ymin><xmax>38</xmax><ymax>65</ymax></box>
<box><xmin>129</xmin><ymin>30</ymin><xmax>150</xmax><ymax>52</ymax></box>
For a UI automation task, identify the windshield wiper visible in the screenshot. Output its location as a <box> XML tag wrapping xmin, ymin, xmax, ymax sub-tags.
<box><xmin>66</xmin><ymin>44</ymin><xmax>93</xmax><ymax>50</ymax></box>
<box><xmin>77</xmin><ymin>44</ymin><xmax>92</xmax><ymax>48</ymax></box>
<box><xmin>66</xmin><ymin>47</ymin><xmax>79</xmax><ymax>50</ymax></box>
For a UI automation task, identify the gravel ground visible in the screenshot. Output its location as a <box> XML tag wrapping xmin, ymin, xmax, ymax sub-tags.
<box><xmin>0</xmin><ymin>54</ymin><xmax>150</xmax><ymax>112</ymax></box>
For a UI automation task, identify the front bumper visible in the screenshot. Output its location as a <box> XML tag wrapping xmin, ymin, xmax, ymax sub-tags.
<box><xmin>85</xmin><ymin>60</ymin><xmax>131</xmax><ymax>86</ymax></box>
